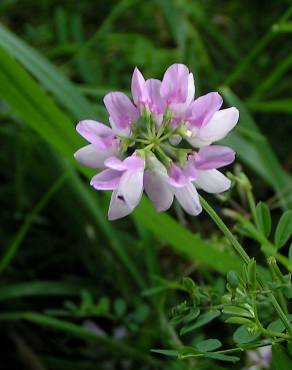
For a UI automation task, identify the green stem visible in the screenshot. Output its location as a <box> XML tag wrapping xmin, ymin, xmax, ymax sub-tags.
<box><xmin>199</xmin><ymin>196</ymin><xmax>292</xmax><ymax>336</ymax></box>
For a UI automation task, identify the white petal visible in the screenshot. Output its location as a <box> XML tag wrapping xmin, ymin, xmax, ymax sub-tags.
<box><xmin>144</xmin><ymin>171</ymin><xmax>174</xmax><ymax>212</ymax></box>
<box><xmin>186</xmin><ymin>73</ymin><xmax>195</xmax><ymax>106</ymax></box>
<box><xmin>196</xmin><ymin>107</ymin><xmax>239</xmax><ymax>144</ymax></box>
<box><xmin>119</xmin><ymin>168</ymin><xmax>144</xmax><ymax>208</ymax></box>
<box><xmin>173</xmin><ymin>182</ymin><xmax>202</xmax><ymax>216</ymax></box>
<box><xmin>195</xmin><ymin>169</ymin><xmax>231</xmax><ymax>193</ymax></box>
<box><xmin>108</xmin><ymin>190</ymin><xmax>133</xmax><ymax>220</ymax></box>
<box><xmin>74</xmin><ymin>144</ymin><xmax>118</xmax><ymax>168</ymax></box>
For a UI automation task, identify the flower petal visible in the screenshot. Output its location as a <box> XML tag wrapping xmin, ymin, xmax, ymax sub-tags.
<box><xmin>144</xmin><ymin>171</ymin><xmax>174</xmax><ymax>212</ymax></box>
<box><xmin>108</xmin><ymin>189</ymin><xmax>133</xmax><ymax>220</ymax></box>
<box><xmin>104</xmin><ymin>92</ymin><xmax>139</xmax><ymax>131</ymax></box>
<box><xmin>186</xmin><ymin>92</ymin><xmax>223</xmax><ymax>129</ymax></box>
<box><xmin>74</xmin><ymin>144</ymin><xmax>119</xmax><ymax>168</ymax></box>
<box><xmin>76</xmin><ymin>120</ymin><xmax>114</xmax><ymax>148</ymax></box>
<box><xmin>146</xmin><ymin>78</ymin><xmax>166</xmax><ymax>114</ymax></box>
<box><xmin>194</xmin><ymin>107</ymin><xmax>239</xmax><ymax>146</ymax></box>
<box><xmin>173</xmin><ymin>182</ymin><xmax>202</xmax><ymax>215</ymax></box>
<box><xmin>195</xmin><ymin>169</ymin><xmax>231</xmax><ymax>193</ymax></box>
<box><xmin>119</xmin><ymin>167</ymin><xmax>144</xmax><ymax>208</ymax></box>
<box><xmin>195</xmin><ymin>145</ymin><xmax>235</xmax><ymax>169</ymax></box>
<box><xmin>90</xmin><ymin>169</ymin><xmax>121</xmax><ymax>190</ymax></box>
<box><xmin>160</xmin><ymin>64</ymin><xmax>190</xmax><ymax>104</ymax></box>
<box><xmin>131</xmin><ymin>67</ymin><xmax>149</xmax><ymax>106</ymax></box>
<box><xmin>166</xmin><ymin>163</ymin><xmax>189</xmax><ymax>187</ymax></box>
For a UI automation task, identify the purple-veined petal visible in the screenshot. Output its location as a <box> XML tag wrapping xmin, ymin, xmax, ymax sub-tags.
<box><xmin>195</xmin><ymin>169</ymin><xmax>231</xmax><ymax>193</ymax></box>
<box><xmin>104</xmin><ymin>92</ymin><xmax>139</xmax><ymax>131</ymax></box>
<box><xmin>186</xmin><ymin>92</ymin><xmax>223</xmax><ymax>129</ymax></box>
<box><xmin>166</xmin><ymin>163</ymin><xmax>189</xmax><ymax>187</ymax></box>
<box><xmin>144</xmin><ymin>171</ymin><xmax>174</xmax><ymax>212</ymax></box>
<box><xmin>90</xmin><ymin>169</ymin><xmax>121</xmax><ymax>190</ymax></box>
<box><xmin>123</xmin><ymin>154</ymin><xmax>145</xmax><ymax>171</ymax></box>
<box><xmin>160</xmin><ymin>64</ymin><xmax>190</xmax><ymax>104</ymax></box>
<box><xmin>76</xmin><ymin>120</ymin><xmax>115</xmax><ymax>148</ymax></box>
<box><xmin>173</xmin><ymin>182</ymin><xmax>202</xmax><ymax>215</ymax></box>
<box><xmin>105</xmin><ymin>156</ymin><xmax>127</xmax><ymax>171</ymax></box>
<box><xmin>146</xmin><ymin>78</ymin><xmax>166</xmax><ymax>114</ymax></box>
<box><xmin>131</xmin><ymin>67</ymin><xmax>150</xmax><ymax>106</ymax></box>
<box><xmin>108</xmin><ymin>189</ymin><xmax>133</xmax><ymax>220</ymax></box>
<box><xmin>195</xmin><ymin>145</ymin><xmax>235</xmax><ymax>170</ymax></box>
<box><xmin>74</xmin><ymin>143</ymin><xmax>119</xmax><ymax>169</ymax></box>
<box><xmin>119</xmin><ymin>166</ymin><xmax>144</xmax><ymax>208</ymax></box>
<box><xmin>194</xmin><ymin>107</ymin><xmax>239</xmax><ymax>146</ymax></box>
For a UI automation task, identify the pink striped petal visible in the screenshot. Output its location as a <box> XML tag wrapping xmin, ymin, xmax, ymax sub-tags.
<box><xmin>74</xmin><ymin>143</ymin><xmax>119</xmax><ymax>169</ymax></box>
<box><xmin>166</xmin><ymin>163</ymin><xmax>189</xmax><ymax>188</ymax></box>
<box><xmin>195</xmin><ymin>146</ymin><xmax>235</xmax><ymax>170</ymax></box>
<box><xmin>76</xmin><ymin>120</ymin><xmax>115</xmax><ymax>148</ymax></box>
<box><xmin>131</xmin><ymin>67</ymin><xmax>150</xmax><ymax>106</ymax></box>
<box><xmin>104</xmin><ymin>92</ymin><xmax>139</xmax><ymax>132</ymax></box>
<box><xmin>145</xmin><ymin>78</ymin><xmax>166</xmax><ymax>114</ymax></box>
<box><xmin>160</xmin><ymin>64</ymin><xmax>190</xmax><ymax>104</ymax></box>
<box><xmin>186</xmin><ymin>92</ymin><xmax>223</xmax><ymax>129</ymax></box>
<box><xmin>90</xmin><ymin>169</ymin><xmax>121</xmax><ymax>190</ymax></box>
<box><xmin>194</xmin><ymin>107</ymin><xmax>239</xmax><ymax>146</ymax></box>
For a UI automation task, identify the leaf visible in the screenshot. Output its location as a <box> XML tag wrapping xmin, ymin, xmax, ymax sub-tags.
<box><xmin>275</xmin><ymin>210</ymin><xmax>292</xmax><ymax>248</ymax></box>
<box><xmin>256</xmin><ymin>202</ymin><xmax>272</xmax><ymax>238</ymax></box>
<box><xmin>180</xmin><ymin>310</ymin><xmax>220</xmax><ymax>335</ymax></box>
<box><xmin>0</xmin><ymin>312</ymin><xmax>158</xmax><ymax>365</ymax></box>
<box><xmin>204</xmin><ymin>352</ymin><xmax>240</xmax><ymax>363</ymax></box>
<box><xmin>225</xmin><ymin>317</ymin><xmax>254</xmax><ymax>326</ymax></box>
<box><xmin>289</xmin><ymin>243</ymin><xmax>292</xmax><ymax>261</ymax></box>
<box><xmin>233</xmin><ymin>325</ymin><xmax>260</xmax><ymax>344</ymax></box>
<box><xmin>272</xmin><ymin>343</ymin><xmax>292</xmax><ymax>370</ymax></box>
<box><xmin>267</xmin><ymin>314</ymin><xmax>292</xmax><ymax>333</ymax></box>
<box><xmin>196</xmin><ymin>339</ymin><xmax>222</xmax><ymax>352</ymax></box>
<box><xmin>0</xmin><ymin>281</ymin><xmax>93</xmax><ymax>301</ymax></box>
<box><xmin>223</xmin><ymin>306</ymin><xmax>254</xmax><ymax>318</ymax></box>
<box><xmin>150</xmin><ymin>349</ymin><xmax>178</xmax><ymax>357</ymax></box>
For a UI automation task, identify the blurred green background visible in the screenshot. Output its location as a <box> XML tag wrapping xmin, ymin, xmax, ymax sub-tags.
<box><xmin>0</xmin><ymin>0</ymin><xmax>292</xmax><ymax>369</ymax></box>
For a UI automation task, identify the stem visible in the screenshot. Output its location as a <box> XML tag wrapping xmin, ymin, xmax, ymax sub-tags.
<box><xmin>200</xmin><ymin>196</ymin><xmax>250</xmax><ymax>264</ymax></box>
<box><xmin>199</xmin><ymin>195</ymin><xmax>292</xmax><ymax>336</ymax></box>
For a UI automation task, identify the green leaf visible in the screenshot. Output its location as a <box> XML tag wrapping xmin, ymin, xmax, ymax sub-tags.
<box><xmin>289</xmin><ymin>243</ymin><xmax>292</xmax><ymax>261</ymax></box>
<box><xmin>267</xmin><ymin>314</ymin><xmax>292</xmax><ymax>333</ymax></box>
<box><xmin>225</xmin><ymin>317</ymin><xmax>254</xmax><ymax>326</ymax></box>
<box><xmin>0</xmin><ymin>281</ymin><xmax>93</xmax><ymax>301</ymax></box>
<box><xmin>0</xmin><ymin>312</ymin><xmax>158</xmax><ymax>365</ymax></box>
<box><xmin>272</xmin><ymin>343</ymin><xmax>292</xmax><ymax>370</ymax></box>
<box><xmin>196</xmin><ymin>339</ymin><xmax>222</xmax><ymax>352</ymax></box>
<box><xmin>150</xmin><ymin>349</ymin><xmax>178</xmax><ymax>357</ymax></box>
<box><xmin>233</xmin><ymin>325</ymin><xmax>260</xmax><ymax>344</ymax></box>
<box><xmin>256</xmin><ymin>202</ymin><xmax>272</xmax><ymax>238</ymax></box>
<box><xmin>275</xmin><ymin>210</ymin><xmax>292</xmax><ymax>248</ymax></box>
<box><xmin>223</xmin><ymin>306</ymin><xmax>254</xmax><ymax>318</ymax></box>
<box><xmin>180</xmin><ymin>310</ymin><xmax>220</xmax><ymax>335</ymax></box>
<box><xmin>204</xmin><ymin>352</ymin><xmax>240</xmax><ymax>363</ymax></box>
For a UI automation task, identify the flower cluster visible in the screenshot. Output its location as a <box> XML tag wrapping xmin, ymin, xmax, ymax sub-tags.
<box><xmin>74</xmin><ymin>64</ymin><xmax>239</xmax><ymax>220</ymax></box>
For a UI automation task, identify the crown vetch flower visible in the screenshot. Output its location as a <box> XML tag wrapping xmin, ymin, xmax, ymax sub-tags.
<box><xmin>74</xmin><ymin>63</ymin><xmax>239</xmax><ymax>220</ymax></box>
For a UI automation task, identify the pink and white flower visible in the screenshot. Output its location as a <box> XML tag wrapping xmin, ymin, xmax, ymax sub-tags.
<box><xmin>74</xmin><ymin>63</ymin><xmax>239</xmax><ymax>220</ymax></box>
<box><xmin>74</xmin><ymin>120</ymin><xmax>120</xmax><ymax>168</ymax></box>
<box><xmin>91</xmin><ymin>153</ymin><xmax>145</xmax><ymax>220</ymax></box>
